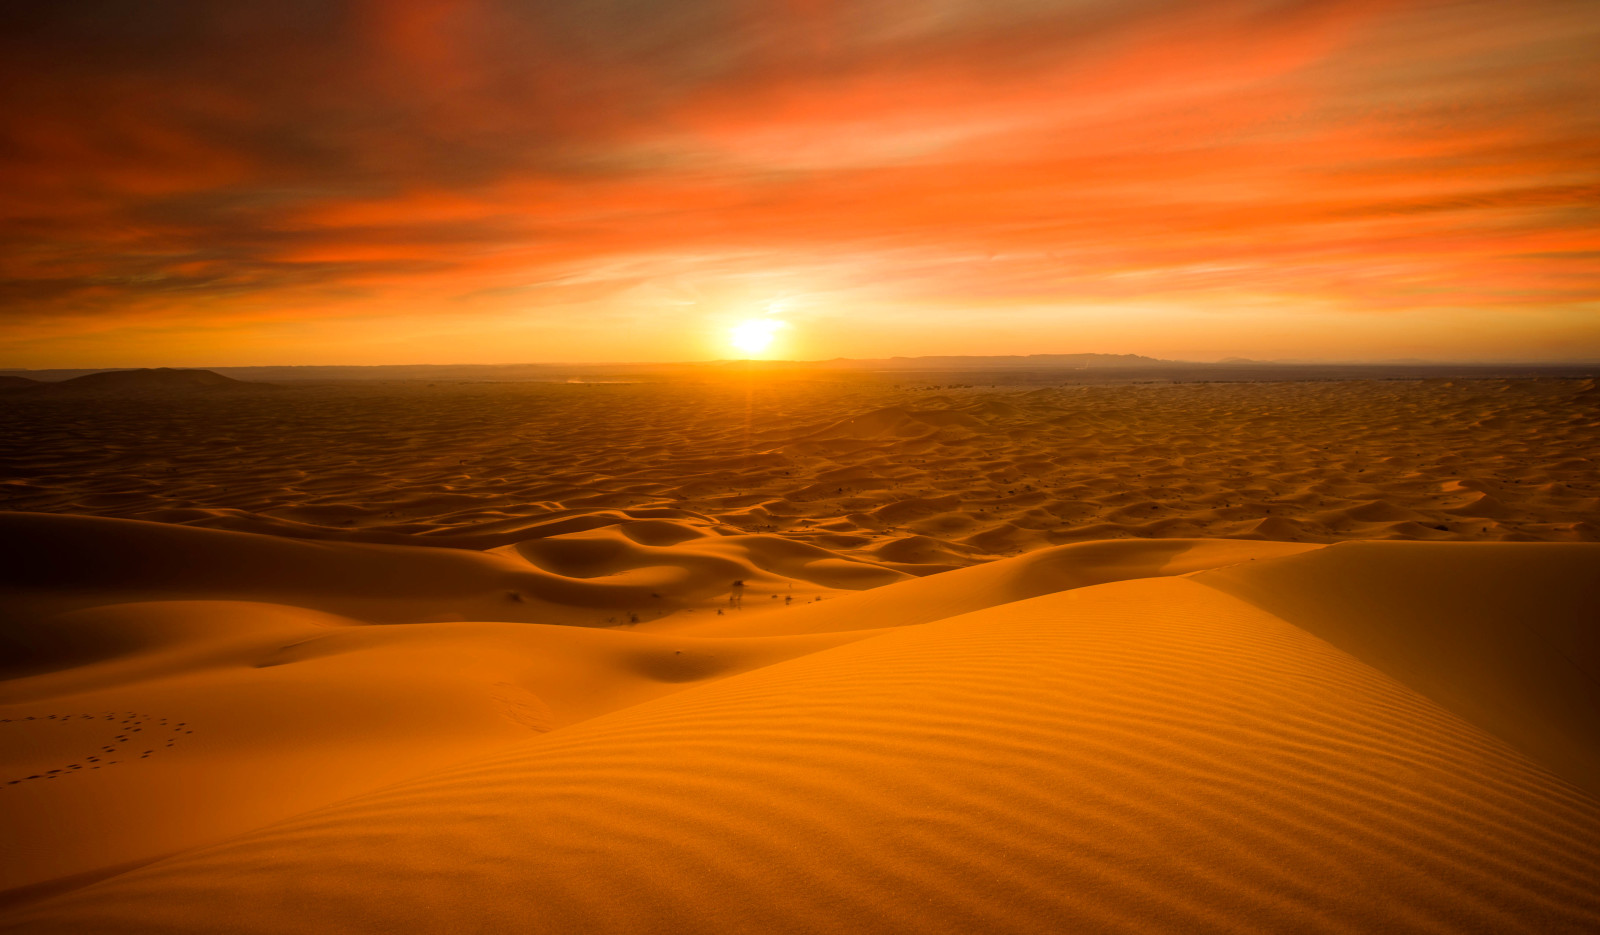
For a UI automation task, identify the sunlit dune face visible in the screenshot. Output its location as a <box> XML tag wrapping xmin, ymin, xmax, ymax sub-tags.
<box><xmin>729</xmin><ymin>318</ymin><xmax>787</xmax><ymax>357</ymax></box>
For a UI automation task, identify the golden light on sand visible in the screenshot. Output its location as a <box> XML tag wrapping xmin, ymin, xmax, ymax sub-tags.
<box><xmin>728</xmin><ymin>317</ymin><xmax>787</xmax><ymax>357</ymax></box>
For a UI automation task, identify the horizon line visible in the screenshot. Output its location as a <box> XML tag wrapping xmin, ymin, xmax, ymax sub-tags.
<box><xmin>7</xmin><ymin>354</ymin><xmax>1600</xmax><ymax>373</ymax></box>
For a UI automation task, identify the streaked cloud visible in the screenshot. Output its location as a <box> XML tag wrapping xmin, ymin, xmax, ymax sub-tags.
<box><xmin>1</xmin><ymin>0</ymin><xmax>1596</xmax><ymax>364</ymax></box>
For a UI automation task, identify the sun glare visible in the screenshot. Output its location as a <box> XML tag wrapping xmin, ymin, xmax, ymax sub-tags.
<box><xmin>729</xmin><ymin>317</ymin><xmax>786</xmax><ymax>357</ymax></box>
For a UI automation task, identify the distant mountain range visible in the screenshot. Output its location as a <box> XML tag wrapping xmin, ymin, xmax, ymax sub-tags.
<box><xmin>806</xmin><ymin>353</ymin><xmax>1172</xmax><ymax>370</ymax></box>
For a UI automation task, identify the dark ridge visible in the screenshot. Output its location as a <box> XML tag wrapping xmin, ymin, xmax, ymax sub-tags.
<box><xmin>809</xmin><ymin>353</ymin><xmax>1171</xmax><ymax>370</ymax></box>
<box><xmin>8</xmin><ymin>368</ymin><xmax>277</xmax><ymax>395</ymax></box>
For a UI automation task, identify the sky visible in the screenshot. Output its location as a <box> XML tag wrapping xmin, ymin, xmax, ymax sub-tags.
<box><xmin>2</xmin><ymin>0</ymin><xmax>1598</xmax><ymax>367</ymax></box>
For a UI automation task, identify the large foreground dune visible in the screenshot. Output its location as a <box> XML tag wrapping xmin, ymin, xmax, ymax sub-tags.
<box><xmin>3</xmin><ymin>512</ymin><xmax>1598</xmax><ymax>932</ymax></box>
<box><xmin>2</xmin><ymin>378</ymin><xmax>1598</xmax><ymax>931</ymax></box>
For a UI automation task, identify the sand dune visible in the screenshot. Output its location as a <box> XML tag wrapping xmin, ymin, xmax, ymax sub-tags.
<box><xmin>1198</xmin><ymin>542</ymin><xmax>1600</xmax><ymax>796</ymax></box>
<box><xmin>663</xmin><ymin>536</ymin><xmax>1319</xmax><ymax>636</ymax></box>
<box><xmin>1</xmin><ymin>379</ymin><xmax>1594</xmax><ymax>570</ymax></box>
<box><xmin>1</xmin><ymin>512</ymin><xmax>900</xmax><ymax>901</ymax></box>
<box><xmin>3</xmin><ymin>378</ymin><xmax>1598</xmax><ymax>929</ymax></box>
<box><xmin>2</xmin><ymin>518</ymin><xmax>1597</xmax><ymax>931</ymax></box>
<box><xmin>0</xmin><ymin>512</ymin><xmax>903</xmax><ymax>656</ymax></box>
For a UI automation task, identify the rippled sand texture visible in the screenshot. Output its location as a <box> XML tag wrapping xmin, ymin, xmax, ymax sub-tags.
<box><xmin>1</xmin><ymin>378</ymin><xmax>1596</xmax><ymax>575</ymax></box>
<box><xmin>2</xmin><ymin>516</ymin><xmax>1598</xmax><ymax>933</ymax></box>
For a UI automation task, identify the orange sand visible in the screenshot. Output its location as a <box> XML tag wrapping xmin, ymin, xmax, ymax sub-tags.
<box><xmin>2</xmin><ymin>378</ymin><xmax>1595</xmax><ymax>560</ymax></box>
<box><xmin>2</xmin><ymin>378</ymin><xmax>1598</xmax><ymax>931</ymax></box>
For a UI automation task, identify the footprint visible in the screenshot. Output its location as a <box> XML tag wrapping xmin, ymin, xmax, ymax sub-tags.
<box><xmin>1</xmin><ymin>711</ymin><xmax>191</xmax><ymax>786</ymax></box>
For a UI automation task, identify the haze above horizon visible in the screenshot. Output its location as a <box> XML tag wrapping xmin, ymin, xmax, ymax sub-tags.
<box><xmin>7</xmin><ymin>353</ymin><xmax>1600</xmax><ymax>382</ymax></box>
<box><xmin>3</xmin><ymin>1</ymin><xmax>1597</xmax><ymax>368</ymax></box>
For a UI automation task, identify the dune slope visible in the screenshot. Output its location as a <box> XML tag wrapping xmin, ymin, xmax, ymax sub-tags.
<box><xmin>1197</xmin><ymin>541</ymin><xmax>1600</xmax><ymax>795</ymax></box>
<box><xmin>4</xmin><ymin>553</ymin><xmax>1600</xmax><ymax>931</ymax></box>
<box><xmin>4</xmin><ymin>505</ymin><xmax>1599</xmax><ymax>932</ymax></box>
<box><xmin>0</xmin><ymin>511</ymin><xmax>905</xmax><ymax>676</ymax></box>
<box><xmin>0</xmin><ymin>511</ymin><xmax>909</xmax><ymax>897</ymax></box>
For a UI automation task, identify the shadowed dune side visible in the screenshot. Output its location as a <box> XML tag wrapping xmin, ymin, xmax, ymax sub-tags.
<box><xmin>0</xmin><ymin>512</ymin><xmax>906</xmax><ymax>679</ymax></box>
<box><xmin>125</xmin><ymin>506</ymin><xmax>737</xmax><ymax>552</ymax></box>
<box><xmin>0</xmin><ymin>512</ymin><xmax>575</xmax><ymax>677</ymax></box>
<box><xmin>498</xmin><ymin>526</ymin><xmax>910</xmax><ymax>593</ymax></box>
<box><xmin>7</xmin><ymin>577</ymin><xmax>1598</xmax><ymax>934</ymax></box>
<box><xmin>1196</xmin><ymin>541</ymin><xmax>1600</xmax><ymax>795</ymax></box>
<box><xmin>0</xmin><ymin>510</ymin><xmax>550</xmax><ymax>604</ymax></box>
<box><xmin>0</xmin><ymin>512</ymin><xmax>547</xmax><ymax>679</ymax></box>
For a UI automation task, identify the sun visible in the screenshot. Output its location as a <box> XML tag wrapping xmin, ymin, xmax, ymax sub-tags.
<box><xmin>728</xmin><ymin>317</ymin><xmax>787</xmax><ymax>357</ymax></box>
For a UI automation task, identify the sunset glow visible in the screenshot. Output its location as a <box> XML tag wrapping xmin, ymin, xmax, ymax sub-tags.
<box><xmin>729</xmin><ymin>318</ymin><xmax>787</xmax><ymax>357</ymax></box>
<box><xmin>5</xmin><ymin>4</ymin><xmax>1600</xmax><ymax>922</ymax></box>
<box><xmin>1</xmin><ymin>2</ymin><xmax>1597</xmax><ymax>367</ymax></box>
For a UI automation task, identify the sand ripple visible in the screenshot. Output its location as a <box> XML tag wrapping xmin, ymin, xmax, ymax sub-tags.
<box><xmin>6</xmin><ymin>575</ymin><xmax>1597</xmax><ymax>933</ymax></box>
<box><xmin>2</xmin><ymin>379</ymin><xmax>1595</xmax><ymax>574</ymax></box>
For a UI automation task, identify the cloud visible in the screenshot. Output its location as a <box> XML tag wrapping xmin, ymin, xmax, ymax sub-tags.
<box><xmin>1</xmin><ymin>0</ymin><xmax>1597</xmax><ymax>362</ymax></box>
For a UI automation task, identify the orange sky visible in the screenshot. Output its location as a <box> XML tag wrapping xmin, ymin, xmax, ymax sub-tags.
<box><xmin>2</xmin><ymin>0</ymin><xmax>1598</xmax><ymax>366</ymax></box>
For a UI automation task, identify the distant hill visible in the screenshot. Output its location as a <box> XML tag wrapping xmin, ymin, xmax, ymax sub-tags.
<box><xmin>0</xmin><ymin>375</ymin><xmax>43</xmax><ymax>391</ymax></box>
<box><xmin>56</xmin><ymin>368</ymin><xmax>265</xmax><ymax>391</ymax></box>
<box><xmin>0</xmin><ymin>368</ymin><xmax>276</xmax><ymax>395</ymax></box>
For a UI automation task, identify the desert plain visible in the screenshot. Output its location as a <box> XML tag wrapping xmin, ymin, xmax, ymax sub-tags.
<box><xmin>2</xmin><ymin>371</ymin><xmax>1599</xmax><ymax>933</ymax></box>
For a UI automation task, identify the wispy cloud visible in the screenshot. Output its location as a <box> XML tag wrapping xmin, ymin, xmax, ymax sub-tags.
<box><xmin>1</xmin><ymin>0</ymin><xmax>1597</xmax><ymax>364</ymax></box>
